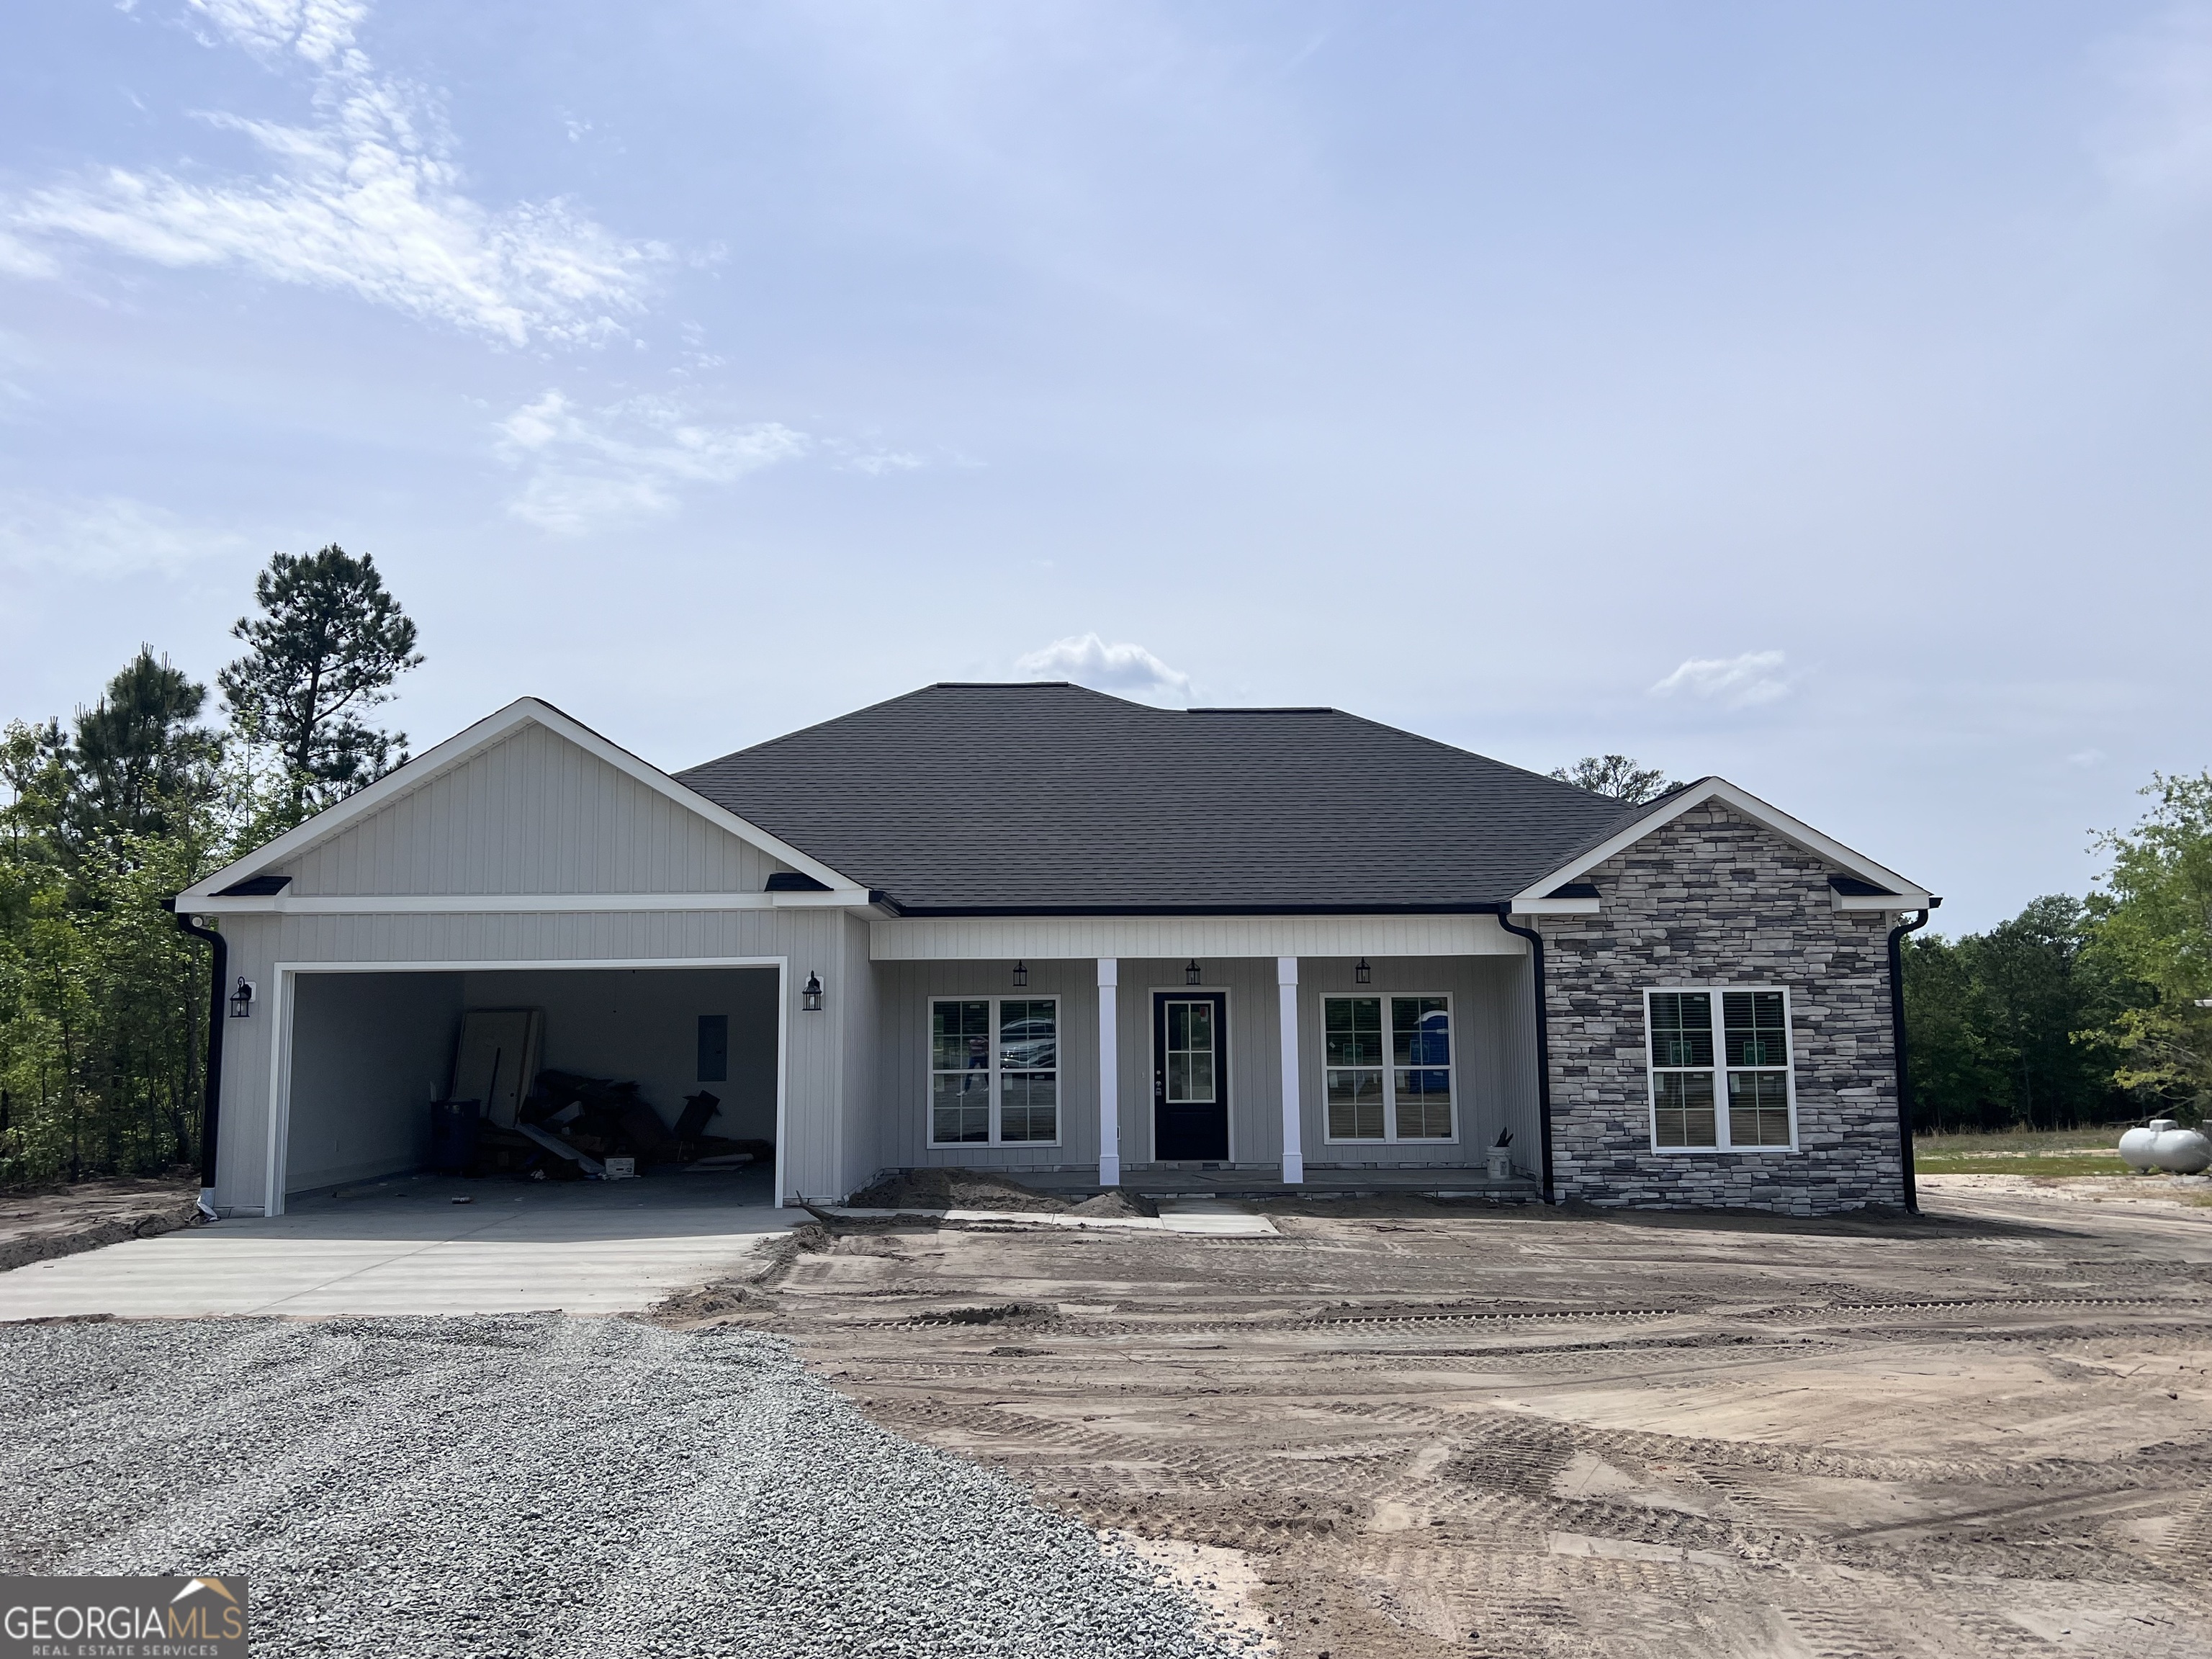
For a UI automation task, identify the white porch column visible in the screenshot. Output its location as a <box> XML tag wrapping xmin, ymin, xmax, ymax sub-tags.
<box><xmin>1097</xmin><ymin>958</ymin><xmax>1121</xmax><ymax>1187</ymax></box>
<box><xmin>1277</xmin><ymin>956</ymin><xmax>1304</xmax><ymax>1184</ymax></box>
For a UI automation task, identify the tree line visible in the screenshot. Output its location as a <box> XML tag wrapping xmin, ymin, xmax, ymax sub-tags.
<box><xmin>1</xmin><ymin>547</ymin><xmax>421</xmax><ymax>1183</ymax></box>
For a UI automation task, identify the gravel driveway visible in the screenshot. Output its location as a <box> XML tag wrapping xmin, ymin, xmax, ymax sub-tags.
<box><xmin>4</xmin><ymin>1316</ymin><xmax>1247</xmax><ymax>1658</ymax></box>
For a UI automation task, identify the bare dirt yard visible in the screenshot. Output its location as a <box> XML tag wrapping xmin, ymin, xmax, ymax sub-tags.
<box><xmin>662</xmin><ymin>1179</ymin><xmax>2212</xmax><ymax>1659</ymax></box>
<box><xmin>0</xmin><ymin>1174</ymin><xmax>199</xmax><ymax>1272</ymax></box>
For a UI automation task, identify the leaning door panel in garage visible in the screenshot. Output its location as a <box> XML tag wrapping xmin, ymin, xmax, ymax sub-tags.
<box><xmin>1153</xmin><ymin>992</ymin><xmax>1228</xmax><ymax>1159</ymax></box>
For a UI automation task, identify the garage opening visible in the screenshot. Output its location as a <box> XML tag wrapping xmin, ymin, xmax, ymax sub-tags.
<box><xmin>279</xmin><ymin>966</ymin><xmax>780</xmax><ymax>1207</ymax></box>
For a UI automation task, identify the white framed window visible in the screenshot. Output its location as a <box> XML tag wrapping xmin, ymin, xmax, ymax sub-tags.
<box><xmin>1644</xmin><ymin>987</ymin><xmax>1797</xmax><ymax>1153</ymax></box>
<box><xmin>1322</xmin><ymin>994</ymin><xmax>1457</xmax><ymax>1143</ymax></box>
<box><xmin>929</xmin><ymin>997</ymin><xmax>1060</xmax><ymax>1146</ymax></box>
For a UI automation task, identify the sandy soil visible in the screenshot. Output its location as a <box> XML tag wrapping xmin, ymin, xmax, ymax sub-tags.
<box><xmin>663</xmin><ymin>1187</ymin><xmax>2212</xmax><ymax>1659</ymax></box>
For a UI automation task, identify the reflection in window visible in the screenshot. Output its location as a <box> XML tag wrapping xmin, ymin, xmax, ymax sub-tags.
<box><xmin>1325</xmin><ymin>994</ymin><xmax>1454</xmax><ymax>1141</ymax></box>
<box><xmin>930</xmin><ymin>997</ymin><xmax>1059</xmax><ymax>1146</ymax></box>
<box><xmin>1646</xmin><ymin>989</ymin><xmax>1794</xmax><ymax>1151</ymax></box>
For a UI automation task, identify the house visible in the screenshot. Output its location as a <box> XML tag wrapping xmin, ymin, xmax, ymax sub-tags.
<box><xmin>173</xmin><ymin>683</ymin><xmax>1938</xmax><ymax>1218</ymax></box>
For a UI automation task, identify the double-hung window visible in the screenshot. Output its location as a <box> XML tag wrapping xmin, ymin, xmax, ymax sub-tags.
<box><xmin>1323</xmin><ymin>994</ymin><xmax>1455</xmax><ymax>1142</ymax></box>
<box><xmin>1645</xmin><ymin>989</ymin><xmax>1796</xmax><ymax>1151</ymax></box>
<box><xmin>930</xmin><ymin>997</ymin><xmax>1059</xmax><ymax>1146</ymax></box>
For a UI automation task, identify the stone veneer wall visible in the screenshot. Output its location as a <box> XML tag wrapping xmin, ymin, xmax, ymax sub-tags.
<box><xmin>1537</xmin><ymin>802</ymin><xmax>1908</xmax><ymax>1215</ymax></box>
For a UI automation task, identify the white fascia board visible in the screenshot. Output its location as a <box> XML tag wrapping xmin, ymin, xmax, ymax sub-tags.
<box><xmin>176</xmin><ymin>697</ymin><xmax>865</xmax><ymax>904</ymax></box>
<box><xmin>1832</xmin><ymin>894</ymin><xmax>1933</xmax><ymax>913</ymax></box>
<box><xmin>1511</xmin><ymin>778</ymin><xmax>1933</xmax><ymax>908</ymax></box>
<box><xmin>184</xmin><ymin>889</ymin><xmax>878</xmax><ymax>916</ymax></box>
<box><xmin>1506</xmin><ymin>897</ymin><xmax>1601</xmax><ymax>915</ymax></box>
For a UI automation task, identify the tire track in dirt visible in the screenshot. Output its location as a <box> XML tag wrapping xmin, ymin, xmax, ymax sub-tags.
<box><xmin>667</xmin><ymin>1190</ymin><xmax>2212</xmax><ymax>1658</ymax></box>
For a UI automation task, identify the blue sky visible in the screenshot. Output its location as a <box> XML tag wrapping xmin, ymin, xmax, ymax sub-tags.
<box><xmin>4</xmin><ymin>1</ymin><xmax>2208</xmax><ymax>930</ymax></box>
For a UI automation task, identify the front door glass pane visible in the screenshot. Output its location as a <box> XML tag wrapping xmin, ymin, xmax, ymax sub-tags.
<box><xmin>1166</xmin><ymin>1001</ymin><xmax>1216</xmax><ymax>1103</ymax></box>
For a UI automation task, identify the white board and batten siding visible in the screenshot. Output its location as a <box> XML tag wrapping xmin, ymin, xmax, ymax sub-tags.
<box><xmin>192</xmin><ymin>714</ymin><xmax>866</xmax><ymax>1214</ymax></box>
<box><xmin>869</xmin><ymin>955</ymin><xmax>1541</xmax><ymax>1179</ymax></box>
<box><xmin>282</xmin><ymin>721</ymin><xmax>793</xmax><ymax>897</ymax></box>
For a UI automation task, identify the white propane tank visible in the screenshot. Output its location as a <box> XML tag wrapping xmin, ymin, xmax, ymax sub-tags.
<box><xmin>2118</xmin><ymin>1122</ymin><xmax>2167</xmax><ymax>1171</ymax></box>
<box><xmin>2149</xmin><ymin>1125</ymin><xmax>2212</xmax><ymax>1175</ymax></box>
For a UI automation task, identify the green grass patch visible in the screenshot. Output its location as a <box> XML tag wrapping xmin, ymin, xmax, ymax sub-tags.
<box><xmin>1914</xmin><ymin>1151</ymin><xmax>2137</xmax><ymax>1178</ymax></box>
<box><xmin>1914</xmin><ymin>1126</ymin><xmax>2128</xmax><ymax>1158</ymax></box>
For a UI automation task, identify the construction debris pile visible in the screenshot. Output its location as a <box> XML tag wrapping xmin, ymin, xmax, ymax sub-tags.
<box><xmin>437</xmin><ymin>1072</ymin><xmax>769</xmax><ymax>1183</ymax></box>
<box><xmin>845</xmin><ymin>1168</ymin><xmax>1158</xmax><ymax>1218</ymax></box>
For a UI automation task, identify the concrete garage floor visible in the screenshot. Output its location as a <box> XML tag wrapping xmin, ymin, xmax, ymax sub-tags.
<box><xmin>675</xmin><ymin>1179</ymin><xmax>2212</xmax><ymax>1659</ymax></box>
<box><xmin>0</xmin><ymin>1168</ymin><xmax>786</xmax><ymax>1319</ymax></box>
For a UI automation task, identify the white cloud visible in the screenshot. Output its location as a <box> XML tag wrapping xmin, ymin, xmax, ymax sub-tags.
<box><xmin>839</xmin><ymin>448</ymin><xmax>925</xmax><ymax>476</ymax></box>
<box><xmin>187</xmin><ymin>0</ymin><xmax>368</xmax><ymax>67</ymax></box>
<box><xmin>0</xmin><ymin>492</ymin><xmax>246</xmax><ymax>577</ymax></box>
<box><xmin>495</xmin><ymin>390</ymin><xmax>808</xmax><ymax>534</ymax></box>
<box><xmin>2</xmin><ymin>1</ymin><xmax>658</xmax><ymax>346</ymax></box>
<box><xmin>2098</xmin><ymin>6</ymin><xmax>2212</xmax><ymax>211</ymax></box>
<box><xmin>0</xmin><ymin>231</ymin><xmax>58</xmax><ymax>280</ymax></box>
<box><xmin>1650</xmin><ymin>649</ymin><xmax>1791</xmax><ymax>709</ymax></box>
<box><xmin>2067</xmin><ymin>747</ymin><xmax>2108</xmax><ymax>768</ymax></box>
<box><xmin>1013</xmin><ymin>632</ymin><xmax>1192</xmax><ymax>703</ymax></box>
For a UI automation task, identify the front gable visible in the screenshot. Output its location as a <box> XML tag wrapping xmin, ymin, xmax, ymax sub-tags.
<box><xmin>179</xmin><ymin>698</ymin><xmax>863</xmax><ymax>907</ymax></box>
<box><xmin>1511</xmin><ymin>778</ymin><xmax>1933</xmax><ymax>916</ymax></box>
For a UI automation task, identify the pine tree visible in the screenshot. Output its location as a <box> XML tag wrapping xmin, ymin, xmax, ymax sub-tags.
<box><xmin>63</xmin><ymin>647</ymin><xmax>221</xmax><ymax>864</ymax></box>
<box><xmin>217</xmin><ymin>545</ymin><xmax>424</xmax><ymax>823</ymax></box>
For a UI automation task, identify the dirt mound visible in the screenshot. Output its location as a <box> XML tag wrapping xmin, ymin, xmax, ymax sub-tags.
<box><xmin>845</xmin><ymin>1169</ymin><xmax>1069</xmax><ymax>1213</ymax></box>
<box><xmin>1068</xmin><ymin>1189</ymin><xmax>1159</xmax><ymax>1219</ymax></box>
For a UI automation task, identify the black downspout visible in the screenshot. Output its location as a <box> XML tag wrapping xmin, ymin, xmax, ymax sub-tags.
<box><xmin>1887</xmin><ymin>904</ymin><xmax>1935</xmax><ymax>1215</ymax></box>
<box><xmin>163</xmin><ymin>901</ymin><xmax>225</xmax><ymax>1220</ymax></box>
<box><xmin>1494</xmin><ymin>906</ymin><xmax>1557</xmax><ymax>1205</ymax></box>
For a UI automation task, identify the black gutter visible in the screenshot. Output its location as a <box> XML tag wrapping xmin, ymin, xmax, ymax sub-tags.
<box><xmin>1493</xmin><ymin>907</ymin><xmax>1557</xmax><ymax>1205</ymax></box>
<box><xmin>1887</xmin><ymin>903</ymin><xmax>1936</xmax><ymax>1215</ymax></box>
<box><xmin>163</xmin><ymin>901</ymin><xmax>225</xmax><ymax>1220</ymax></box>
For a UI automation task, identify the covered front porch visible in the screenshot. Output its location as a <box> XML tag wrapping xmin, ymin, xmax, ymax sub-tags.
<box><xmin>858</xmin><ymin>912</ymin><xmax>1547</xmax><ymax>1199</ymax></box>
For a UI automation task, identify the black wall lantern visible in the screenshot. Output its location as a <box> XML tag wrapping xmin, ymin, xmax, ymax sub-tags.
<box><xmin>228</xmin><ymin>976</ymin><xmax>256</xmax><ymax>1018</ymax></box>
<box><xmin>1354</xmin><ymin>958</ymin><xmax>1372</xmax><ymax>985</ymax></box>
<box><xmin>801</xmin><ymin>971</ymin><xmax>824</xmax><ymax>1012</ymax></box>
<box><xmin>1184</xmin><ymin>959</ymin><xmax>1202</xmax><ymax>986</ymax></box>
<box><xmin>1012</xmin><ymin>961</ymin><xmax>1028</xmax><ymax>988</ymax></box>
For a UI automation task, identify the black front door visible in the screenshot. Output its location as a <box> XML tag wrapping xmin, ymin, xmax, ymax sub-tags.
<box><xmin>1154</xmin><ymin>991</ymin><xmax>1229</xmax><ymax>1160</ymax></box>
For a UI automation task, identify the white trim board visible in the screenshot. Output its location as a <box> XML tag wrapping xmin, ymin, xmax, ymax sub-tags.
<box><xmin>873</xmin><ymin>913</ymin><xmax>1526</xmax><ymax>962</ymax></box>
<box><xmin>181</xmin><ymin>698</ymin><xmax>864</xmax><ymax>906</ymax></box>
<box><xmin>261</xmin><ymin>954</ymin><xmax>790</xmax><ymax>1218</ymax></box>
<box><xmin>1511</xmin><ymin>778</ymin><xmax>1933</xmax><ymax>909</ymax></box>
<box><xmin>190</xmin><ymin>890</ymin><xmax>872</xmax><ymax>917</ymax></box>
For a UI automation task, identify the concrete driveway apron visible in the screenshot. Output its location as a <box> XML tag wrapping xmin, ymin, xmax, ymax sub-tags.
<box><xmin>0</xmin><ymin>1171</ymin><xmax>788</xmax><ymax>1319</ymax></box>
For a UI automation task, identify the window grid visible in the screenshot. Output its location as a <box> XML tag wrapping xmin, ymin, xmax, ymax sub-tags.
<box><xmin>1322</xmin><ymin>994</ymin><xmax>1457</xmax><ymax>1143</ymax></box>
<box><xmin>1643</xmin><ymin>987</ymin><xmax>1797</xmax><ymax>1153</ymax></box>
<box><xmin>929</xmin><ymin>997</ymin><xmax>1061</xmax><ymax>1148</ymax></box>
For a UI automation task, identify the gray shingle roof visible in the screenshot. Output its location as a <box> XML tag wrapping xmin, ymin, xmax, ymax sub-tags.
<box><xmin>675</xmin><ymin>683</ymin><xmax>1638</xmax><ymax>914</ymax></box>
